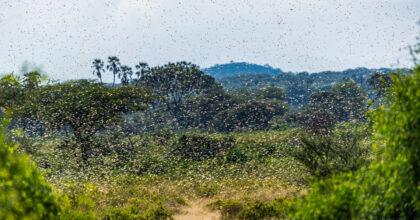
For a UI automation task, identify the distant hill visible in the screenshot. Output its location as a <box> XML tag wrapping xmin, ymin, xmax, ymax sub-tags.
<box><xmin>203</xmin><ymin>62</ymin><xmax>282</xmax><ymax>79</ymax></box>
<box><xmin>203</xmin><ymin>62</ymin><xmax>405</xmax><ymax>107</ymax></box>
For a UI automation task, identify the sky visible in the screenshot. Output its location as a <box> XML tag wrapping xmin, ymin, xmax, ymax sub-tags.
<box><xmin>0</xmin><ymin>0</ymin><xmax>419</xmax><ymax>81</ymax></box>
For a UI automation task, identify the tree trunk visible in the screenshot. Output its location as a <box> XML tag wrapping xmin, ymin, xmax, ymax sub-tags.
<box><xmin>74</xmin><ymin>129</ymin><xmax>94</xmax><ymax>166</ymax></box>
<box><xmin>80</xmin><ymin>140</ymin><xmax>91</xmax><ymax>166</ymax></box>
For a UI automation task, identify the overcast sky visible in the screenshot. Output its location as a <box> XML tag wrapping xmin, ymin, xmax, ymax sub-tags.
<box><xmin>0</xmin><ymin>0</ymin><xmax>419</xmax><ymax>81</ymax></box>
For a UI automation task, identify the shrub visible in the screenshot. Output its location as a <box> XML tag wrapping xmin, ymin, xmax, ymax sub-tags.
<box><xmin>195</xmin><ymin>182</ymin><xmax>220</xmax><ymax>198</ymax></box>
<box><xmin>172</xmin><ymin>133</ymin><xmax>235</xmax><ymax>161</ymax></box>
<box><xmin>210</xmin><ymin>197</ymin><xmax>295</xmax><ymax>220</ymax></box>
<box><xmin>291</xmin><ymin>123</ymin><xmax>371</xmax><ymax>177</ymax></box>
<box><xmin>215</xmin><ymin>101</ymin><xmax>276</xmax><ymax>132</ymax></box>
<box><xmin>225</xmin><ymin>147</ymin><xmax>248</xmax><ymax>163</ymax></box>
<box><xmin>0</xmin><ymin>119</ymin><xmax>61</xmax><ymax>219</ymax></box>
<box><xmin>293</xmin><ymin>66</ymin><xmax>420</xmax><ymax>219</ymax></box>
<box><xmin>104</xmin><ymin>205</ymin><xmax>172</xmax><ymax>220</ymax></box>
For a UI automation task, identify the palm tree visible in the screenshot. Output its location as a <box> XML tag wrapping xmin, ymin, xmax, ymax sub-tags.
<box><xmin>120</xmin><ymin>65</ymin><xmax>133</xmax><ymax>85</ymax></box>
<box><xmin>107</xmin><ymin>56</ymin><xmax>121</xmax><ymax>87</ymax></box>
<box><xmin>134</xmin><ymin>62</ymin><xmax>150</xmax><ymax>86</ymax></box>
<box><xmin>91</xmin><ymin>59</ymin><xmax>104</xmax><ymax>83</ymax></box>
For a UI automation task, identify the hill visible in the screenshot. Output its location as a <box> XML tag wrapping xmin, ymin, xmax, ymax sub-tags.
<box><xmin>204</xmin><ymin>63</ymin><xmax>401</xmax><ymax>107</ymax></box>
<box><xmin>203</xmin><ymin>62</ymin><xmax>282</xmax><ymax>79</ymax></box>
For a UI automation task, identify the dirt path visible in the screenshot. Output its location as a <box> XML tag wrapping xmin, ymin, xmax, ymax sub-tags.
<box><xmin>174</xmin><ymin>199</ymin><xmax>221</xmax><ymax>220</ymax></box>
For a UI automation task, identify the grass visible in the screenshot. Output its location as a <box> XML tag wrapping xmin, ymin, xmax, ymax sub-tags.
<box><xmin>15</xmin><ymin>129</ymin><xmax>309</xmax><ymax>219</ymax></box>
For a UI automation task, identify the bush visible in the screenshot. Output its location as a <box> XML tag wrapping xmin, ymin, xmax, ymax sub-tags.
<box><xmin>0</xmin><ymin>120</ymin><xmax>61</xmax><ymax>219</ymax></box>
<box><xmin>291</xmin><ymin>123</ymin><xmax>371</xmax><ymax>177</ymax></box>
<box><xmin>210</xmin><ymin>197</ymin><xmax>295</xmax><ymax>220</ymax></box>
<box><xmin>215</xmin><ymin>101</ymin><xmax>276</xmax><ymax>132</ymax></box>
<box><xmin>293</xmin><ymin>66</ymin><xmax>420</xmax><ymax>219</ymax></box>
<box><xmin>104</xmin><ymin>205</ymin><xmax>172</xmax><ymax>220</ymax></box>
<box><xmin>225</xmin><ymin>147</ymin><xmax>248</xmax><ymax>163</ymax></box>
<box><xmin>172</xmin><ymin>133</ymin><xmax>235</xmax><ymax>161</ymax></box>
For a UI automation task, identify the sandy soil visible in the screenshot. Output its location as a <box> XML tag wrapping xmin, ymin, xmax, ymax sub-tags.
<box><xmin>174</xmin><ymin>199</ymin><xmax>221</xmax><ymax>220</ymax></box>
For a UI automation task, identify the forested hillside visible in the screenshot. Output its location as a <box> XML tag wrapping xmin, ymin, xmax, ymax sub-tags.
<box><xmin>204</xmin><ymin>62</ymin><xmax>401</xmax><ymax>107</ymax></box>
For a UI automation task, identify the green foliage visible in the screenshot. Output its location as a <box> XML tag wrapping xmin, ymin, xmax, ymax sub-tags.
<box><xmin>331</xmin><ymin>79</ymin><xmax>368</xmax><ymax>121</ymax></box>
<box><xmin>172</xmin><ymin>133</ymin><xmax>235</xmax><ymax>161</ymax></box>
<box><xmin>286</xmin><ymin>80</ymin><xmax>368</xmax><ymax>134</ymax></box>
<box><xmin>22</xmin><ymin>71</ymin><xmax>44</xmax><ymax>90</ymax></box>
<box><xmin>179</xmin><ymin>91</ymin><xmax>234</xmax><ymax>130</ymax></box>
<box><xmin>210</xmin><ymin>197</ymin><xmax>296</xmax><ymax>220</ymax></box>
<box><xmin>367</xmin><ymin>72</ymin><xmax>393</xmax><ymax>100</ymax></box>
<box><xmin>216</xmin><ymin>100</ymin><xmax>280</xmax><ymax>132</ymax></box>
<box><xmin>293</xmin><ymin>66</ymin><xmax>420</xmax><ymax>219</ymax></box>
<box><xmin>225</xmin><ymin>147</ymin><xmax>249</xmax><ymax>163</ymax></box>
<box><xmin>195</xmin><ymin>182</ymin><xmax>220</xmax><ymax>198</ymax></box>
<box><xmin>22</xmin><ymin>80</ymin><xmax>150</xmax><ymax>162</ymax></box>
<box><xmin>256</xmin><ymin>86</ymin><xmax>286</xmax><ymax>101</ymax></box>
<box><xmin>0</xmin><ymin>119</ymin><xmax>61</xmax><ymax>219</ymax></box>
<box><xmin>0</xmin><ymin>74</ymin><xmax>25</xmax><ymax>110</ymax></box>
<box><xmin>104</xmin><ymin>205</ymin><xmax>172</xmax><ymax>220</ymax></box>
<box><xmin>140</xmin><ymin>62</ymin><xmax>220</xmax><ymax>109</ymax></box>
<box><xmin>291</xmin><ymin>122</ymin><xmax>371</xmax><ymax>177</ymax></box>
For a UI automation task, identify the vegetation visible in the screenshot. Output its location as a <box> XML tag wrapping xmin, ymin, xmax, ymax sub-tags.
<box><xmin>0</xmin><ymin>47</ymin><xmax>418</xmax><ymax>219</ymax></box>
<box><xmin>0</xmin><ymin>117</ymin><xmax>61</xmax><ymax>219</ymax></box>
<box><xmin>293</xmin><ymin>66</ymin><xmax>420</xmax><ymax>219</ymax></box>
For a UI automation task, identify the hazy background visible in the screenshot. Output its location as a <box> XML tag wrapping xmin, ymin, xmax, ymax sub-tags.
<box><xmin>0</xmin><ymin>0</ymin><xmax>419</xmax><ymax>81</ymax></box>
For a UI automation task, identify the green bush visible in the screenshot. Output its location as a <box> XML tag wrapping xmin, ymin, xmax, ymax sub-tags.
<box><xmin>172</xmin><ymin>133</ymin><xmax>235</xmax><ymax>161</ymax></box>
<box><xmin>291</xmin><ymin>123</ymin><xmax>371</xmax><ymax>177</ymax></box>
<box><xmin>210</xmin><ymin>197</ymin><xmax>295</xmax><ymax>220</ymax></box>
<box><xmin>104</xmin><ymin>205</ymin><xmax>172</xmax><ymax>220</ymax></box>
<box><xmin>225</xmin><ymin>147</ymin><xmax>249</xmax><ymax>163</ymax></box>
<box><xmin>195</xmin><ymin>182</ymin><xmax>220</xmax><ymax>198</ymax></box>
<box><xmin>0</xmin><ymin>120</ymin><xmax>61</xmax><ymax>219</ymax></box>
<box><xmin>293</xmin><ymin>66</ymin><xmax>420</xmax><ymax>219</ymax></box>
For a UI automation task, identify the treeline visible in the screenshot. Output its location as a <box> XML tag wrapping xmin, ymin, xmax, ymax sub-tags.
<box><xmin>216</xmin><ymin>65</ymin><xmax>399</xmax><ymax>107</ymax></box>
<box><xmin>90</xmin><ymin>56</ymin><xmax>394</xmax><ymax>134</ymax></box>
<box><xmin>0</xmin><ymin>56</ymin><xmax>395</xmax><ymax>163</ymax></box>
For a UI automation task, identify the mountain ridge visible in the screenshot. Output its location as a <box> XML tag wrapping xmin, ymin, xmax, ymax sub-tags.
<box><xmin>202</xmin><ymin>62</ymin><xmax>396</xmax><ymax>79</ymax></box>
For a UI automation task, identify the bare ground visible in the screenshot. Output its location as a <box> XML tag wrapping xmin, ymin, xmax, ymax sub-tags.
<box><xmin>174</xmin><ymin>199</ymin><xmax>221</xmax><ymax>220</ymax></box>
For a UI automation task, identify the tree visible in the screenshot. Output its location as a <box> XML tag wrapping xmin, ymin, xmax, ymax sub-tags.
<box><xmin>367</xmin><ymin>72</ymin><xmax>393</xmax><ymax>100</ymax></box>
<box><xmin>216</xmin><ymin>100</ymin><xmax>276</xmax><ymax>132</ymax></box>
<box><xmin>256</xmin><ymin>86</ymin><xmax>286</xmax><ymax>102</ymax></box>
<box><xmin>294</xmin><ymin>66</ymin><xmax>420</xmax><ymax>219</ymax></box>
<box><xmin>24</xmin><ymin>80</ymin><xmax>151</xmax><ymax>164</ymax></box>
<box><xmin>331</xmin><ymin>80</ymin><xmax>368</xmax><ymax>121</ymax></box>
<box><xmin>292</xmin><ymin>123</ymin><xmax>371</xmax><ymax>177</ymax></box>
<box><xmin>119</xmin><ymin>65</ymin><xmax>133</xmax><ymax>85</ymax></box>
<box><xmin>91</xmin><ymin>59</ymin><xmax>105</xmax><ymax>83</ymax></box>
<box><xmin>139</xmin><ymin>61</ymin><xmax>221</xmax><ymax>115</ymax></box>
<box><xmin>134</xmin><ymin>62</ymin><xmax>150</xmax><ymax>86</ymax></box>
<box><xmin>179</xmin><ymin>91</ymin><xmax>235</xmax><ymax>130</ymax></box>
<box><xmin>107</xmin><ymin>56</ymin><xmax>121</xmax><ymax>87</ymax></box>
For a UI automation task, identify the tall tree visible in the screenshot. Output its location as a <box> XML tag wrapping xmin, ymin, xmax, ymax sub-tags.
<box><xmin>120</xmin><ymin>65</ymin><xmax>133</xmax><ymax>85</ymax></box>
<box><xmin>134</xmin><ymin>62</ymin><xmax>150</xmax><ymax>86</ymax></box>
<box><xmin>140</xmin><ymin>62</ymin><xmax>219</xmax><ymax>109</ymax></box>
<box><xmin>23</xmin><ymin>80</ymin><xmax>151</xmax><ymax>164</ymax></box>
<box><xmin>107</xmin><ymin>56</ymin><xmax>121</xmax><ymax>87</ymax></box>
<box><xmin>91</xmin><ymin>59</ymin><xmax>105</xmax><ymax>83</ymax></box>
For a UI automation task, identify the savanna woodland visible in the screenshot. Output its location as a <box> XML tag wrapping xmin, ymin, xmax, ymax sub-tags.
<box><xmin>1</xmin><ymin>1</ymin><xmax>420</xmax><ymax>219</ymax></box>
